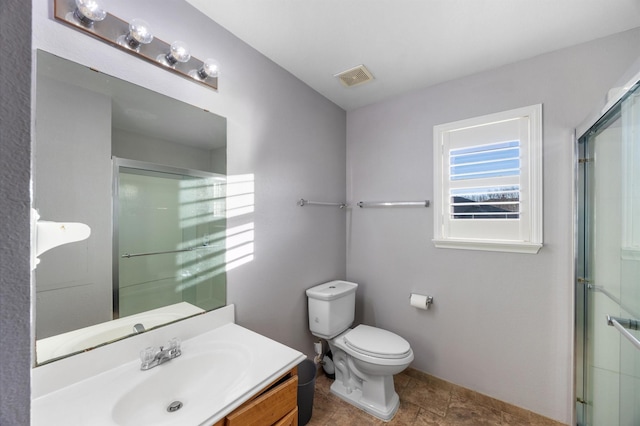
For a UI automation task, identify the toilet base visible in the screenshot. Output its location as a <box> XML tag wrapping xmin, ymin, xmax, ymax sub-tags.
<box><xmin>329</xmin><ymin>379</ymin><xmax>400</xmax><ymax>421</ymax></box>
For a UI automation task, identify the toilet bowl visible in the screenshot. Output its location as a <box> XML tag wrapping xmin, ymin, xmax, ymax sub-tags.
<box><xmin>335</xmin><ymin>325</ymin><xmax>413</xmax><ymax>374</ymax></box>
<box><xmin>328</xmin><ymin>325</ymin><xmax>413</xmax><ymax>420</ymax></box>
<box><xmin>306</xmin><ymin>281</ymin><xmax>414</xmax><ymax>421</ymax></box>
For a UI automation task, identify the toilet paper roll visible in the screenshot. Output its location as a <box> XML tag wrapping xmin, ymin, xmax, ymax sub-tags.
<box><xmin>410</xmin><ymin>293</ymin><xmax>430</xmax><ymax>310</ymax></box>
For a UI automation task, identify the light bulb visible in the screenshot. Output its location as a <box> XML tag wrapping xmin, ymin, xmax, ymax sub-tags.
<box><xmin>163</xmin><ymin>41</ymin><xmax>191</xmax><ymax>66</ymax></box>
<box><xmin>72</xmin><ymin>0</ymin><xmax>106</xmax><ymax>27</ymax></box>
<box><xmin>197</xmin><ymin>58</ymin><xmax>220</xmax><ymax>79</ymax></box>
<box><xmin>118</xmin><ymin>19</ymin><xmax>153</xmax><ymax>51</ymax></box>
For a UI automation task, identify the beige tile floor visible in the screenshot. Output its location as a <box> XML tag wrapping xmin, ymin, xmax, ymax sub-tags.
<box><xmin>306</xmin><ymin>368</ymin><xmax>566</xmax><ymax>426</ymax></box>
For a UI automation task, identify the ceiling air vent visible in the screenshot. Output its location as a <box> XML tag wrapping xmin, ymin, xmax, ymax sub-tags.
<box><xmin>335</xmin><ymin>64</ymin><xmax>374</xmax><ymax>88</ymax></box>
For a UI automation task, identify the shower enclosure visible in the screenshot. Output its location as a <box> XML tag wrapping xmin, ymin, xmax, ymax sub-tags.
<box><xmin>113</xmin><ymin>158</ymin><xmax>226</xmax><ymax>319</ymax></box>
<box><xmin>576</xmin><ymin>77</ymin><xmax>640</xmax><ymax>425</ymax></box>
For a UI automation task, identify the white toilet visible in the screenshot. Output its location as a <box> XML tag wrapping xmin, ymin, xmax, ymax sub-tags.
<box><xmin>306</xmin><ymin>280</ymin><xmax>414</xmax><ymax>421</ymax></box>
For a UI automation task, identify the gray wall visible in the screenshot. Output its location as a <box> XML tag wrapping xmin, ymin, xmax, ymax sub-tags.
<box><xmin>0</xmin><ymin>0</ymin><xmax>32</xmax><ymax>424</ymax></box>
<box><xmin>346</xmin><ymin>27</ymin><xmax>640</xmax><ymax>423</ymax></box>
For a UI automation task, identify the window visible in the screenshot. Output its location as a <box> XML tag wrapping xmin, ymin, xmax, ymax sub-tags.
<box><xmin>433</xmin><ymin>104</ymin><xmax>542</xmax><ymax>253</ymax></box>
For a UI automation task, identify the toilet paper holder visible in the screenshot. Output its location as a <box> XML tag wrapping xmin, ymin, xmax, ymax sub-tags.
<box><xmin>424</xmin><ymin>295</ymin><xmax>434</xmax><ymax>309</ymax></box>
<box><xmin>409</xmin><ymin>293</ymin><xmax>434</xmax><ymax>309</ymax></box>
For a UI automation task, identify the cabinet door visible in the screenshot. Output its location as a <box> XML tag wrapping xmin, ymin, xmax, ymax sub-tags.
<box><xmin>225</xmin><ymin>375</ymin><xmax>298</xmax><ymax>426</ymax></box>
<box><xmin>274</xmin><ymin>407</ymin><xmax>298</xmax><ymax>426</ymax></box>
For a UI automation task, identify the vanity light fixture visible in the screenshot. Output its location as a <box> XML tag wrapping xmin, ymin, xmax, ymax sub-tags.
<box><xmin>190</xmin><ymin>58</ymin><xmax>221</xmax><ymax>80</ymax></box>
<box><xmin>69</xmin><ymin>0</ymin><xmax>106</xmax><ymax>27</ymax></box>
<box><xmin>159</xmin><ymin>41</ymin><xmax>191</xmax><ymax>67</ymax></box>
<box><xmin>117</xmin><ymin>18</ymin><xmax>153</xmax><ymax>51</ymax></box>
<box><xmin>54</xmin><ymin>0</ymin><xmax>219</xmax><ymax>91</ymax></box>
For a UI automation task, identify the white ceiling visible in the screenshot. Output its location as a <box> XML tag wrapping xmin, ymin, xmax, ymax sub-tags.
<box><xmin>187</xmin><ymin>0</ymin><xmax>640</xmax><ymax>111</ymax></box>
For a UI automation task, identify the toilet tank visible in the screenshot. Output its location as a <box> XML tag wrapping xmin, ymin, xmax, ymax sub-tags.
<box><xmin>306</xmin><ymin>280</ymin><xmax>358</xmax><ymax>339</ymax></box>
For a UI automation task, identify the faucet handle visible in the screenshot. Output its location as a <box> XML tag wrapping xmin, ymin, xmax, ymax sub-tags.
<box><xmin>168</xmin><ymin>337</ymin><xmax>181</xmax><ymax>356</ymax></box>
<box><xmin>140</xmin><ymin>346</ymin><xmax>156</xmax><ymax>367</ymax></box>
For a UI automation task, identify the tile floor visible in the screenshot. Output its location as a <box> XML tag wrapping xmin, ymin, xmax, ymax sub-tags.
<box><xmin>306</xmin><ymin>368</ymin><xmax>566</xmax><ymax>426</ymax></box>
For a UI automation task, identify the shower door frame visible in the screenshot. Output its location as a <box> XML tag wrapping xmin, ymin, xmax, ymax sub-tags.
<box><xmin>574</xmin><ymin>69</ymin><xmax>640</xmax><ymax>426</ymax></box>
<box><xmin>112</xmin><ymin>156</ymin><xmax>223</xmax><ymax>319</ymax></box>
<box><xmin>575</xmin><ymin>130</ymin><xmax>588</xmax><ymax>426</ymax></box>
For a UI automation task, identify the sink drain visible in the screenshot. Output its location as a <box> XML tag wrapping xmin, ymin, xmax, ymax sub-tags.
<box><xmin>167</xmin><ymin>401</ymin><xmax>183</xmax><ymax>413</ymax></box>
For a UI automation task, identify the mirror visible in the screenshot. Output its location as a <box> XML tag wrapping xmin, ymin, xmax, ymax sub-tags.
<box><xmin>33</xmin><ymin>50</ymin><xmax>227</xmax><ymax>365</ymax></box>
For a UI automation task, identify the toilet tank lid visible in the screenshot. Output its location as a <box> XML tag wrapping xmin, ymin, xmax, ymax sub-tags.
<box><xmin>306</xmin><ymin>280</ymin><xmax>358</xmax><ymax>301</ymax></box>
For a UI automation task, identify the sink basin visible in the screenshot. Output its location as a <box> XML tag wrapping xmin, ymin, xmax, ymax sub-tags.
<box><xmin>112</xmin><ymin>343</ymin><xmax>251</xmax><ymax>426</ymax></box>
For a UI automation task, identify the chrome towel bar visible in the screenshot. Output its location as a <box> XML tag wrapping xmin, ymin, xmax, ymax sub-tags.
<box><xmin>297</xmin><ymin>199</ymin><xmax>430</xmax><ymax>208</ymax></box>
<box><xmin>122</xmin><ymin>245</ymin><xmax>214</xmax><ymax>259</ymax></box>
<box><xmin>357</xmin><ymin>200</ymin><xmax>430</xmax><ymax>208</ymax></box>
<box><xmin>607</xmin><ymin>315</ymin><xmax>640</xmax><ymax>351</ymax></box>
<box><xmin>297</xmin><ymin>199</ymin><xmax>347</xmax><ymax>209</ymax></box>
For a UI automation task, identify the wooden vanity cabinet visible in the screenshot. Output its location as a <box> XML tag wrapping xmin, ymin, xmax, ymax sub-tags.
<box><xmin>212</xmin><ymin>367</ymin><xmax>299</xmax><ymax>426</ymax></box>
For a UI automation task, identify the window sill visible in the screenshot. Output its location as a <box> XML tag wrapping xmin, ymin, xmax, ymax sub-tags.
<box><xmin>432</xmin><ymin>239</ymin><xmax>542</xmax><ymax>254</ymax></box>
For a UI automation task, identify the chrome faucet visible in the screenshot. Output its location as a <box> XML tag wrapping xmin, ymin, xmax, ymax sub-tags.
<box><xmin>140</xmin><ymin>338</ymin><xmax>181</xmax><ymax>370</ymax></box>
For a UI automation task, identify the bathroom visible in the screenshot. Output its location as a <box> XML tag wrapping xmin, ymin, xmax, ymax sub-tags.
<box><xmin>2</xmin><ymin>0</ymin><xmax>640</xmax><ymax>425</ymax></box>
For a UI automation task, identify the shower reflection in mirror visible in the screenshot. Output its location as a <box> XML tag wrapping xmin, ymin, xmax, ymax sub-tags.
<box><xmin>113</xmin><ymin>158</ymin><xmax>227</xmax><ymax>319</ymax></box>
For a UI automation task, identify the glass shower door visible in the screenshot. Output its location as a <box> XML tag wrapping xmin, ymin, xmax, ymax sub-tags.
<box><xmin>114</xmin><ymin>158</ymin><xmax>226</xmax><ymax>319</ymax></box>
<box><xmin>617</xmin><ymin>87</ymin><xmax>640</xmax><ymax>425</ymax></box>
<box><xmin>578</xmin><ymin>82</ymin><xmax>640</xmax><ymax>426</ymax></box>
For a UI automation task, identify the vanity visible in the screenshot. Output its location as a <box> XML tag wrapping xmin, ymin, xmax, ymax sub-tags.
<box><xmin>217</xmin><ymin>367</ymin><xmax>298</xmax><ymax>426</ymax></box>
<box><xmin>31</xmin><ymin>305</ymin><xmax>306</xmax><ymax>425</ymax></box>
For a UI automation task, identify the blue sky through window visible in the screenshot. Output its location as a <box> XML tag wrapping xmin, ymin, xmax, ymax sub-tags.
<box><xmin>449</xmin><ymin>141</ymin><xmax>521</xmax><ymax>219</ymax></box>
<box><xmin>450</xmin><ymin>141</ymin><xmax>520</xmax><ymax>181</ymax></box>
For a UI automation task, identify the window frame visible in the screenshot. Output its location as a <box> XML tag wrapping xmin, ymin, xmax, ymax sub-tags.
<box><xmin>432</xmin><ymin>104</ymin><xmax>543</xmax><ymax>254</ymax></box>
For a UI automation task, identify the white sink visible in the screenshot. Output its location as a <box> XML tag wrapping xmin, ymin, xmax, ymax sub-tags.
<box><xmin>32</xmin><ymin>322</ymin><xmax>306</xmax><ymax>426</ymax></box>
<box><xmin>112</xmin><ymin>343</ymin><xmax>250</xmax><ymax>426</ymax></box>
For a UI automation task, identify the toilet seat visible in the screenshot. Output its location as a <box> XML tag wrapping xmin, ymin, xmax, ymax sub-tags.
<box><xmin>343</xmin><ymin>325</ymin><xmax>412</xmax><ymax>359</ymax></box>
